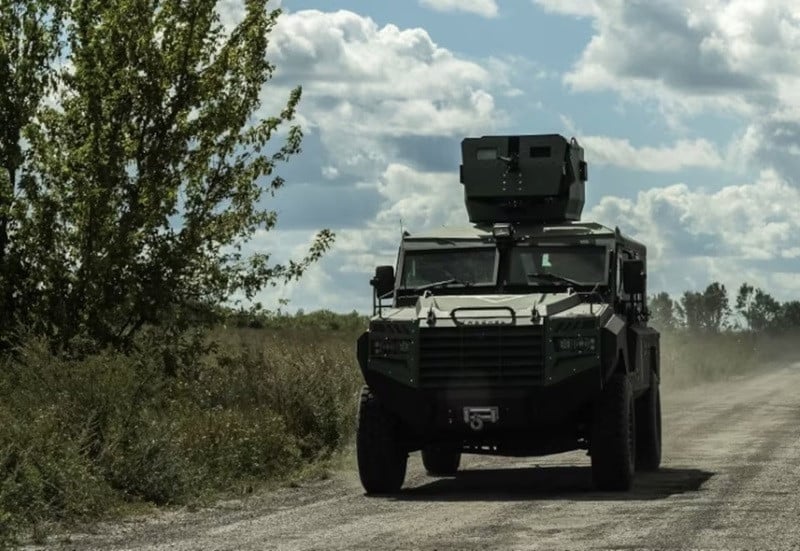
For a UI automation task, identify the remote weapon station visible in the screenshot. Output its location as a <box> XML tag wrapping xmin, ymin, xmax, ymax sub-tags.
<box><xmin>356</xmin><ymin>134</ymin><xmax>661</xmax><ymax>492</ymax></box>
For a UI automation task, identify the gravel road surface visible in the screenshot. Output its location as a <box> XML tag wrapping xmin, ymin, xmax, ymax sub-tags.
<box><xmin>41</xmin><ymin>363</ymin><xmax>800</xmax><ymax>550</ymax></box>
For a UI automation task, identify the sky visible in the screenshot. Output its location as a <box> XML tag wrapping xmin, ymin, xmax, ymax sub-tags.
<box><xmin>229</xmin><ymin>0</ymin><xmax>800</xmax><ymax>313</ymax></box>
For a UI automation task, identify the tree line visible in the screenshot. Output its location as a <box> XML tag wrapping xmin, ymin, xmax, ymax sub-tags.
<box><xmin>649</xmin><ymin>282</ymin><xmax>800</xmax><ymax>333</ymax></box>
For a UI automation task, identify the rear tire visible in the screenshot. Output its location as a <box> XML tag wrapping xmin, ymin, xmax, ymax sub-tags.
<box><xmin>356</xmin><ymin>387</ymin><xmax>407</xmax><ymax>494</ymax></box>
<box><xmin>636</xmin><ymin>371</ymin><xmax>662</xmax><ymax>471</ymax></box>
<box><xmin>421</xmin><ymin>445</ymin><xmax>461</xmax><ymax>476</ymax></box>
<box><xmin>591</xmin><ymin>373</ymin><xmax>636</xmax><ymax>491</ymax></box>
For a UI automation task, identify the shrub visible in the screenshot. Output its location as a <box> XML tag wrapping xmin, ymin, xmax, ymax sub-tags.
<box><xmin>0</xmin><ymin>316</ymin><xmax>366</xmax><ymax>543</ymax></box>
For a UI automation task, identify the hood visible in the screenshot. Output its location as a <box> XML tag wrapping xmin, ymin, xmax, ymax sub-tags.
<box><xmin>377</xmin><ymin>293</ymin><xmax>608</xmax><ymax>327</ymax></box>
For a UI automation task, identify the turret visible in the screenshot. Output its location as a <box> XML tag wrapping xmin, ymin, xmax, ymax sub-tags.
<box><xmin>460</xmin><ymin>134</ymin><xmax>587</xmax><ymax>224</ymax></box>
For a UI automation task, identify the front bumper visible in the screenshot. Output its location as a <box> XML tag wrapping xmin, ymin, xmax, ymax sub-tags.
<box><xmin>363</xmin><ymin>364</ymin><xmax>601</xmax><ymax>441</ymax></box>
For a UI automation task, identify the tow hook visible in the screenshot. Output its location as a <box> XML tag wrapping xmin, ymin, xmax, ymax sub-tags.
<box><xmin>463</xmin><ymin>407</ymin><xmax>499</xmax><ymax>431</ymax></box>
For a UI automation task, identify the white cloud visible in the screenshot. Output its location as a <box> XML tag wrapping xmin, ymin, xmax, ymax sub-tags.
<box><xmin>770</xmin><ymin>272</ymin><xmax>800</xmax><ymax>297</ymax></box>
<box><xmin>332</xmin><ymin>163</ymin><xmax>465</xmax><ymax>276</ymax></box>
<box><xmin>268</xmin><ymin>9</ymin><xmax>509</xmax><ymax>177</ymax></box>
<box><xmin>580</xmin><ymin>136</ymin><xmax>723</xmax><ymax>172</ymax></box>
<box><xmin>419</xmin><ymin>0</ymin><xmax>499</xmax><ymax>18</ymax></box>
<box><xmin>536</xmin><ymin>0</ymin><xmax>800</xmax><ymax>180</ymax></box>
<box><xmin>533</xmin><ymin>0</ymin><xmax>598</xmax><ymax>17</ymax></box>
<box><xmin>374</xmin><ymin>164</ymin><xmax>463</xmax><ymax>229</ymax></box>
<box><xmin>549</xmin><ymin>1</ymin><xmax>775</xmax><ymax>105</ymax></box>
<box><xmin>217</xmin><ymin>0</ymin><xmax>282</xmax><ymax>33</ymax></box>
<box><xmin>589</xmin><ymin>169</ymin><xmax>800</xmax><ymax>297</ymax></box>
<box><xmin>250</xmin><ymin>163</ymin><xmax>467</xmax><ymax>311</ymax></box>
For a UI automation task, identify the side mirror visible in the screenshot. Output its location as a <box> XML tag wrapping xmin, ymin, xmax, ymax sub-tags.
<box><xmin>622</xmin><ymin>259</ymin><xmax>646</xmax><ymax>295</ymax></box>
<box><xmin>370</xmin><ymin>265</ymin><xmax>395</xmax><ymax>298</ymax></box>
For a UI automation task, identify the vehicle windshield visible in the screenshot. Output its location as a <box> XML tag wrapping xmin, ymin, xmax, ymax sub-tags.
<box><xmin>508</xmin><ymin>246</ymin><xmax>607</xmax><ymax>286</ymax></box>
<box><xmin>401</xmin><ymin>248</ymin><xmax>496</xmax><ymax>288</ymax></box>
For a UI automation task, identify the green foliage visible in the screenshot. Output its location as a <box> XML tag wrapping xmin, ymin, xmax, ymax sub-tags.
<box><xmin>779</xmin><ymin>301</ymin><xmax>800</xmax><ymax>328</ymax></box>
<box><xmin>222</xmin><ymin>307</ymin><xmax>368</xmax><ymax>332</ymax></box>
<box><xmin>648</xmin><ymin>291</ymin><xmax>679</xmax><ymax>331</ymax></box>
<box><xmin>0</xmin><ymin>0</ymin><xmax>334</xmax><ymax>348</ymax></box>
<box><xmin>0</xmin><ymin>319</ymin><xmax>363</xmax><ymax>544</ymax></box>
<box><xmin>653</xmin><ymin>283</ymin><xmax>800</xmax><ymax>333</ymax></box>
<box><xmin>676</xmin><ymin>282</ymin><xmax>730</xmax><ymax>332</ymax></box>
<box><xmin>0</xmin><ymin>0</ymin><xmax>65</xmax><ymax>343</ymax></box>
<box><xmin>735</xmin><ymin>283</ymin><xmax>783</xmax><ymax>331</ymax></box>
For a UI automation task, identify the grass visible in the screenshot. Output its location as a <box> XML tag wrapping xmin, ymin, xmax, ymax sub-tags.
<box><xmin>660</xmin><ymin>330</ymin><xmax>799</xmax><ymax>389</ymax></box>
<box><xmin>0</xmin><ymin>314</ymin><xmax>796</xmax><ymax>547</ymax></box>
<box><xmin>0</xmin><ymin>320</ymin><xmax>364</xmax><ymax>547</ymax></box>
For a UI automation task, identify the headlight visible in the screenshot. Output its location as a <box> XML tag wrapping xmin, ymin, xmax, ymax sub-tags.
<box><xmin>371</xmin><ymin>336</ymin><xmax>412</xmax><ymax>357</ymax></box>
<box><xmin>554</xmin><ymin>336</ymin><xmax>597</xmax><ymax>354</ymax></box>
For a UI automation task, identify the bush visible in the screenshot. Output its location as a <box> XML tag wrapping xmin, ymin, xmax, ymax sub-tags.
<box><xmin>0</xmin><ymin>315</ymin><xmax>365</xmax><ymax>544</ymax></box>
<box><xmin>0</xmin><ymin>406</ymin><xmax>112</xmax><ymax>533</ymax></box>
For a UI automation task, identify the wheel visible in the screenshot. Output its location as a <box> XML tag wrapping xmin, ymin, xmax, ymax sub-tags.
<box><xmin>591</xmin><ymin>372</ymin><xmax>636</xmax><ymax>491</ymax></box>
<box><xmin>636</xmin><ymin>371</ymin><xmax>662</xmax><ymax>471</ymax></box>
<box><xmin>421</xmin><ymin>445</ymin><xmax>461</xmax><ymax>476</ymax></box>
<box><xmin>356</xmin><ymin>386</ymin><xmax>407</xmax><ymax>494</ymax></box>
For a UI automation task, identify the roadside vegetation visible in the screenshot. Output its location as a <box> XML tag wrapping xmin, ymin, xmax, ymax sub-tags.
<box><xmin>651</xmin><ymin>281</ymin><xmax>800</xmax><ymax>388</ymax></box>
<box><xmin>0</xmin><ymin>312</ymin><xmax>365</xmax><ymax>546</ymax></box>
<box><xmin>2</xmin><ymin>297</ymin><xmax>798</xmax><ymax>546</ymax></box>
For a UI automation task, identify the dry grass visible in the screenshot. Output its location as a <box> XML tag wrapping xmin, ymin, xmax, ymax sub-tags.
<box><xmin>660</xmin><ymin>330</ymin><xmax>799</xmax><ymax>389</ymax></box>
<box><xmin>0</xmin><ymin>323</ymin><xmax>364</xmax><ymax>547</ymax></box>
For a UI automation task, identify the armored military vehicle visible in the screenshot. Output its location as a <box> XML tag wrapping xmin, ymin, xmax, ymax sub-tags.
<box><xmin>356</xmin><ymin>134</ymin><xmax>661</xmax><ymax>493</ymax></box>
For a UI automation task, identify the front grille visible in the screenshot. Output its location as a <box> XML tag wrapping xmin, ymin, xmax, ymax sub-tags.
<box><xmin>419</xmin><ymin>325</ymin><xmax>545</xmax><ymax>388</ymax></box>
<box><xmin>370</xmin><ymin>321</ymin><xmax>413</xmax><ymax>335</ymax></box>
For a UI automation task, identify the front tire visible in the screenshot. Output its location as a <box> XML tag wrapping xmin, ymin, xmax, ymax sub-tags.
<box><xmin>356</xmin><ymin>387</ymin><xmax>407</xmax><ymax>494</ymax></box>
<box><xmin>591</xmin><ymin>373</ymin><xmax>636</xmax><ymax>491</ymax></box>
<box><xmin>636</xmin><ymin>371</ymin><xmax>662</xmax><ymax>471</ymax></box>
<box><xmin>421</xmin><ymin>445</ymin><xmax>461</xmax><ymax>476</ymax></box>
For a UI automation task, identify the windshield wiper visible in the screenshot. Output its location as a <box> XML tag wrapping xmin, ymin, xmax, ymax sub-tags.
<box><xmin>410</xmin><ymin>278</ymin><xmax>473</xmax><ymax>292</ymax></box>
<box><xmin>526</xmin><ymin>272</ymin><xmax>583</xmax><ymax>287</ymax></box>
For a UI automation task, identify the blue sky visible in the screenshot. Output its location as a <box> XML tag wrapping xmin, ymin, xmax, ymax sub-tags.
<box><xmin>233</xmin><ymin>0</ymin><xmax>800</xmax><ymax>312</ymax></box>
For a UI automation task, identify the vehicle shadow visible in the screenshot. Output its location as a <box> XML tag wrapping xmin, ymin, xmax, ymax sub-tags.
<box><xmin>390</xmin><ymin>466</ymin><xmax>713</xmax><ymax>502</ymax></box>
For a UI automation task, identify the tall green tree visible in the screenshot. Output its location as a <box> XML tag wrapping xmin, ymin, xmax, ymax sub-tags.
<box><xmin>701</xmin><ymin>282</ymin><xmax>729</xmax><ymax>332</ymax></box>
<box><xmin>735</xmin><ymin>283</ymin><xmax>781</xmax><ymax>332</ymax></box>
<box><xmin>2</xmin><ymin>0</ymin><xmax>334</xmax><ymax>347</ymax></box>
<box><xmin>677</xmin><ymin>282</ymin><xmax>729</xmax><ymax>332</ymax></box>
<box><xmin>0</xmin><ymin>0</ymin><xmax>65</xmax><ymax>337</ymax></box>
<box><xmin>648</xmin><ymin>291</ymin><xmax>678</xmax><ymax>330</ymax></box>
<box><xmin>778</xmin><ymin>301</ymin><xmax>800</xmax><ymax>330</ymax></box>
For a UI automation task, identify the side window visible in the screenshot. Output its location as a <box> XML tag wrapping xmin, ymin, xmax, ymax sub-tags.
<box><xmin>616</xmin><ymin>249</ymin><xmax>631</xmax><ymax>296</ymax></box>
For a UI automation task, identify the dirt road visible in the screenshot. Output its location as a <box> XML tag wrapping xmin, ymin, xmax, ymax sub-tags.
<box><xmin>46</xmin><ymin>363</ymin><xmax>800</xmax><ymax>550</ymax></box>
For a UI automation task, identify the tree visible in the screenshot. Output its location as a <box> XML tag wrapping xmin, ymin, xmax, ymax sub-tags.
<box><xmin>0</xmin><ymin>0</ymin><xmax>65</xmax><ymax>338</ymax></box>
<box><xmin>677</xmin><ymin>291</ymin><xmax>702</xmax><ymax>331</ymax></box>
<box><xmin>677</xmin><ymin>282</ymin><xmax>729</xmax><ymax>332</ymax></box>
<box><xmin>735</xmin><ymin>283</ymin><xmax>781</xmax><ymax>332</ymax></box>
<box><xmin>1</xmin><ymin>0</ymin><xmax>334</xmax><ymax>348</ymax></box>
<box><xmin>778</xmin><ymin>301</ymin><xmax>800</xmax><ymax>330</ymax></box>
<box><xmin>648</xmin><ymin>292</ymin><xmax>678</xmax><ymax>330</ymax></box>
<box><xmin>701</xmin><ymin>282</ymin><xmax>729</xmax><ymax>332</ymax></box>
